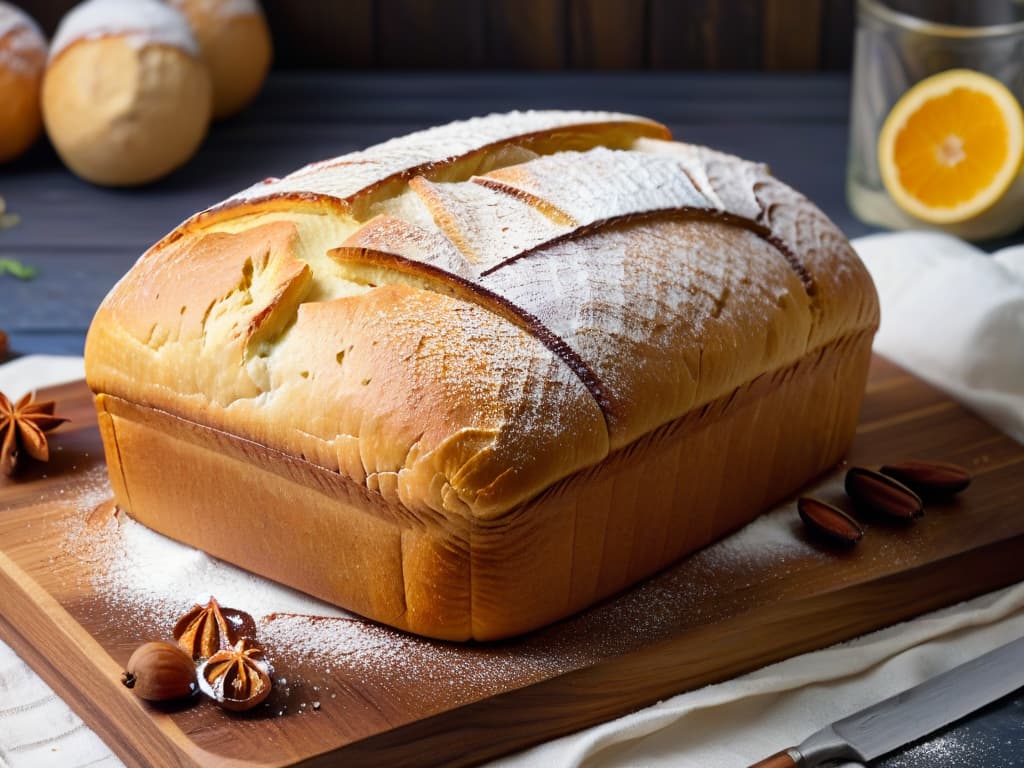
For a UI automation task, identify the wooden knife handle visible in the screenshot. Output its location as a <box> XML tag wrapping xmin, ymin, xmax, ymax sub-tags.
<box><xmin>747</xmin><ymin>749</ymin><xmax>799</xmax><ymax>768</ymax></box>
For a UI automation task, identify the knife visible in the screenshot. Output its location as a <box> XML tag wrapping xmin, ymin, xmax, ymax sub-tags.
<box><xmin>748</xmin><ymin>634</ymin><xmax>1024</xmax><ymax>767</ymax></box>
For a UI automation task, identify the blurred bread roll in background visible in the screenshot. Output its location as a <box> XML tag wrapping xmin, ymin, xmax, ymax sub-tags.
<box><xmin>166</xmin><ymin>0</ymin><xmax>272</xmax><ymax>120</ymax></box>
<box><xmin>42</xmin><ymin>0</ymin><xmax>211</xmax><ymax>186</ymax></box>
<box><xmin>0</xmin><ymin>2</ymin><xmax>46</xmax><ymax>163</ymax></box>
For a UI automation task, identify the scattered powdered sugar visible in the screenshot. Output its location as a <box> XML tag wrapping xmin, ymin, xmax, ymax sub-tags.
<box><xmin>882</xmin><ymin>732</ymin><xmax>966</xmax><ymax>768</ymax></box>
<box><xmin>696</xmin><ymin>473</ymin><xmax>855</xmax><ymax>577</ymax></box>
<box><xmin>97</xmin><ymin>516</ymin><xmax>352</xmax><ymax>621</ymax></box>
<box><xmin>59</xmin><ymin>461</ymin><xmax>821</xmax><ymax>695</ymax></box>
<box><xmin>65</xmin><ymin>468</ymin><xmax>351</xmax><ymax>630</ymax></box>
<box><xmin>703</xmin><ymin>506</ymin><xmax>818</xmax><ymax>565</ymax></box>
<box><xmin>879</xmin><ymin>704</ymin><xmax>1024</xmax><ymax>768</ymax></box>
<box><xmin>0</xmin><ymin>2</ymin><xmax>46</xmax><ymax>75</ymax></box>
<box><xmin>260</xmin><ymin>614</ymin><xmax>583</xmax><ymax>691</ymax></box>
<box><xmin>56</xmin><ymin>463</ymin><xmax>119</xmax><ymax>514</ymax></box>
<box><xmin>61</xmin><ymin>469</ymin><xmax>588</xmax><ymax>690</ymax></box>
<box><xmin>50</xmin><ymin>0</ymin><xmax>199</xmax><ymax>61</ymax></box>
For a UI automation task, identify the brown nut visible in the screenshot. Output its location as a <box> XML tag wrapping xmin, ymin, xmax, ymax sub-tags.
<box><xmin>880</xmin><ymin>460</ymin><xmax>971</xmax><ymax>498</ymax></box>
<box><xmin>845</xmin><ymin>466</ymin><xmax>923</xmax><ymax>522</ymax></box>
<box><xmin>197</xmin><ymin>639</ymin><xmax>272</xmax><ymax>712</ymax></box>
<box><xmin>121</xmin><ymin>641</ymin><xmax>197</xmax><ymax>701</ymax></box>
<box><xmin>798</xmin><ymin>497</ymin><xmax>864</xmax><ymax>547</ymax></box>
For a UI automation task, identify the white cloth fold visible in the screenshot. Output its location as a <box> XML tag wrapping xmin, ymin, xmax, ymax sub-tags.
<box><xmin>0</xmin><ymin>356</ymin><xmax>85</xmax><ymax>403</ymax></box>
<box><xmin>856</xmin><ymin>232</ymin><xmax>1024</xmax><ymax>444</ymax></box>
<box><xmin>0</xmin><ymin>356</ymin><xmax>113</xmax><ymax>768</ymax></box>
<box><xmin>493</xmin><ymin>584</ymin><xmax>1024</xmax><ymax>767</ymax></box>
<box><xmin>1</xmin><ymin>232</ymin><xmax>1023</xmax><ymax>768</ymax></box>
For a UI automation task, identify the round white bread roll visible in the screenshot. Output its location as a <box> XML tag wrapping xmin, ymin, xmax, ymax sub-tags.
<box><xmin>166</xmin><ymin>0</ymin><xmax>272</xmax><ymax>120</ymax></box>
<box><xmin>0</xmin><ymin>3</ymin><xmax>47</xmax><ymax>163</ymax></box>
<box><xmin>42</xmin><ymin>0</ymin><xmax>212</xmax><ymax>186</ymax></box>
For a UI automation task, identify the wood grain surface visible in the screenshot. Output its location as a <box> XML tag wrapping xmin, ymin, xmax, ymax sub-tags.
<box><xmin>20</xmin><ymin>0</ymin><xmax>854</xmax><ymax>70</ymax></box>
<box><xmin>1</xmin><ymin>356</ymin><xmax>1023</xmax><ymax>767</ymax></box>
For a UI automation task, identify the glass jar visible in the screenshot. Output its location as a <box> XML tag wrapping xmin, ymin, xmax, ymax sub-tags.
<box><xmin>847</xmin><ymin>0</ymin><xmax>1024</xmax><ymax>240</ymax></box>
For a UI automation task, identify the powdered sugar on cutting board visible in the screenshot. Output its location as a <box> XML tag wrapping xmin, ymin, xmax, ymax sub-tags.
<box><xmin>60</xmin><ymin>462</ymin><xmax>822</xmax><ymax>690</ymax></box>
<box><xmin>703</xmin><ymin>506</ymin><xmax>817</xmax><ymax>565</ymax></box>
<box><xmin>0</xmin><ymin>3</ymin><xmax>45</xmax><ymax>75</ymax></box>
<box><xmin>64</xmin><ymin>467</ymin><xmax>351</xmax><ymax>631</ymax></box>
<box><xmin>259</xmin><ymin>614</ymin><xmax>590</xmax><ymax>690</ymax></box>
<box><xmin>49</xmin><ymin>0</ymin><xmax>199</xmax><ymax>61</ymax></box>
<box><xmin>697</xmin><ymin>472</ymin><xmax>859</xmax><ymax>574</ymax></box>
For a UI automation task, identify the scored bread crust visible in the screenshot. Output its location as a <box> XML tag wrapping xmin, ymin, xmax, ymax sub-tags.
<box><xmin>85</xmin><ymin>110</ymin><xmax>879</xmax><ymax>639</ymax></box>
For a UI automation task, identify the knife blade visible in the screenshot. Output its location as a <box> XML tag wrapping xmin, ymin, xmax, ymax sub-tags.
<box><xmin>747</xmin><ymin>634</ymin><xmax>1024</xmax><ymax>767</ymax></box>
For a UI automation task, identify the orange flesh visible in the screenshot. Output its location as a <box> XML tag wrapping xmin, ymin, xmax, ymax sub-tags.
<box><xmin>892</xmin><ymin>88</ymin><xmax>1010</xmax><ymax>209</ymax></box>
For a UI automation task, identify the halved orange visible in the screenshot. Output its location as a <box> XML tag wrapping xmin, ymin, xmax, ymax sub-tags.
<box><xmin>878</xmin><ymin>69</ymin><xmax>1024</xmax><ymax>225</ymax></box>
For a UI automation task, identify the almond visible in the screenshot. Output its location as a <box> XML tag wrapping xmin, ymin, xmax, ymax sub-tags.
<box><xmin>845</xmin><ymin>466</ymin><xmax>923</xmax><ymax>522</ymax></box>
<box><xmin>798</xmin><ymin>497</ymin><xmax>864</xmax><ymax>546</ymax></box>
<box><xmin>880</xmin><ymin>460</ymin><xmax>971</xmax><ymax>498</ymax></box>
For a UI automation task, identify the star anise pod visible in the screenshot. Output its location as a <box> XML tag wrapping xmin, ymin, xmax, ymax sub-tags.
<box><xmin>0</xmin><ymin>391</ymin><xmax>69</xmax><ymax>476</ymax></box>
<box><xmin>197</xmin><ymin>639</ymin><xmax>273</xmax><ymax>712</ymax></box>
<box><xmin>173</xmin><ymin>596</ymin><xmax>256</xmax><ymax>661</ymax></box>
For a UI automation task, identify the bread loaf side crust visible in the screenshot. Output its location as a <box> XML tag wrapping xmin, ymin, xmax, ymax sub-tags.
<box><xmin>96</xmin><ymin>327</ymin><xmax>874</xmax><ymax>640</ymax></box>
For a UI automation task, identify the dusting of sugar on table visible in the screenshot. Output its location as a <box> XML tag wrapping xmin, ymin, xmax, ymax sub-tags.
<box><xmin>63</xmin><ymin>467</ymin><xmax>350</xmax><ymax>631</ymax></box>
<box><xmin>58</xmin><ymin>463</ymin><xmax>829</xmax><ymax>701</ymax></box>
<box><xmin>875</xmin><ymin>687</ymin><xmax>1024</xmax><ymax>768</ymax></box>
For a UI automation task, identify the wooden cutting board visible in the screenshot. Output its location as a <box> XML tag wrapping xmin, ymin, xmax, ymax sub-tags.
<box><xmin>2</xmin><ymin>356</ymin><xmax>1023</xmax><ymax>768</ymax></box>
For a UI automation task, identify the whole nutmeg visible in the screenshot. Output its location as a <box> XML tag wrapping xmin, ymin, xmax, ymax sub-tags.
<box><xmin>121</xmin><ymin>641</ymin><xmax>197</xmax><ymax>701</ymax></box>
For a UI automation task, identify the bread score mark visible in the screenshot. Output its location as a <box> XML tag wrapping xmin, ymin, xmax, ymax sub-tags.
<box><xmin>474</xmin><ymin>156</ymin><xmax>818</xmax><ymax>299</ymax></box>
<box><xmin>185</xmin><ymin>114</ymin><xmax>671</xmax><ymax>234</ymax></box>
<box><xmin>327</xmin><ymin>245</ymin><xmax>614</xmax><ymax>423</ymax></box>
<box><xmin>109</xmin><ymin>221</ymin><xmax>312</xmax><ymax>358</ymax></box>
<box><xmin>328</xmin><ymin>198</ymin><xmax>821</xmax><ymax>436</ymax></box>
<box><xmin>473</xmin><ymin>207</ymin><xmax>799</xmax><ymax>282</ymax></box>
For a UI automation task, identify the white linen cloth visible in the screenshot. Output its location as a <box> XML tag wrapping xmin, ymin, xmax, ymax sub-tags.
<box><xmin>2</xmin><ymin>232</ymin><xmax>1023</xmax><ymax>768</ymax></box>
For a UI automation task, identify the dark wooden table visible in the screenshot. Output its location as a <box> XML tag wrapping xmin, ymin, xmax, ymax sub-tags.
<box><xmin>1</xmin><ymin>71</ymin><xmax>1022</xmax><ymax>767</ymax></box>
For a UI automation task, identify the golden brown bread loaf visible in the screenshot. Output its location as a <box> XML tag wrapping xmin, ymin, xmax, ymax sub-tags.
<box><xmin>85</xmin><ymin>111</ymin><xmax>880</xmax><ymax>640</ymax></box>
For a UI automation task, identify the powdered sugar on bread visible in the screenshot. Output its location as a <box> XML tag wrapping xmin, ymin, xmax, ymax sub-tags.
<box><xmin>49</xmin><ymin>0</ymin><xmax>199</xmax><ymax>61</ymax></box>
<box><xmin>84</xmin><ymin>111</ymin><xmax>880</xmax><ymax>639</ymax></box>
<box><xmin>0</xmin><ymin>2</ymin><xmax>46</xmax><ymax>75</ymax></box>
<box><xmin>167</xmin><ymin>0</ymin><xmax>262</xmax><ymax>20</ymax></box>
<box><xmin>89</xmin><ymin>110</ymin><xmax>878</xmax><ymax>518</ymax></box>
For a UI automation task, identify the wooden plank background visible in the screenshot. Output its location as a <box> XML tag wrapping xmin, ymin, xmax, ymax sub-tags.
<box><xmin>19</xmin><ymin>0</ymin><xmax>855</xmax><ymax>70</ymax></box>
